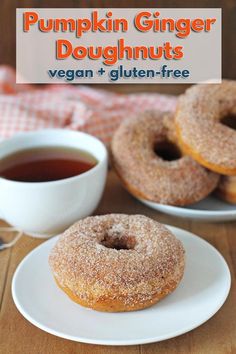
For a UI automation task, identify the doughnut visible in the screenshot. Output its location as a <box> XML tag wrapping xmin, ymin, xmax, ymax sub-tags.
<box><xmin>49</xmin><ymin>214</ymin><xmax>185</xmax><ymax>312</ymax></box>
<box><xmin>216</xmin><ymin>175</ymin><xmax>236</xmax><ymax>204</ymax></box>
<box><xmin>111</xmin><ymin>110</ymin><xmax>219</xmax><ymax>206</ymax></box>
<box><xmin>175</xmin><ymin>80</ymin><xmax>236</xmax><ymax>175</ymax></box>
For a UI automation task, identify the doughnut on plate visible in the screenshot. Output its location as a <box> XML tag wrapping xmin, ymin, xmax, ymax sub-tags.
<box><xmin>138</xmin><ymin>196</ymin><xmax>236</xmax><ymax>222</ymax></box>
<box><xmin>12</xmin><ymin>226</ymin><xmax>230</xmax><ymax>346</ymax></box>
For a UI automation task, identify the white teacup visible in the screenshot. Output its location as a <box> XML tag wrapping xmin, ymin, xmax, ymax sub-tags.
<box><xmin>0</xmin><ymin>129</ymin><xmax>108</xmax><ymax>237</ymax></box>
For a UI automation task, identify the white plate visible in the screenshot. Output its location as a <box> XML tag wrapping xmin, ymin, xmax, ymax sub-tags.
<box><xmin>139</xmin><ymin>196</ymin><xmax>236</xmax><ymax>221</ymax></box>
<box><xmin>12</xmin><ymin>226</ymin><xmax>231</xmax><ymax>346</ymax></box>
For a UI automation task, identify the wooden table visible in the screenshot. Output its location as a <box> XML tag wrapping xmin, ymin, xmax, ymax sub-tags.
<box><xmin>0</xmin><ymin>170</ymin><xmax>235</xmax><ymax>354</ymax></box>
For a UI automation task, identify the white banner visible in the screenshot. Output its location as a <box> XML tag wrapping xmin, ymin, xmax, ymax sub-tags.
<box><xmin>16</xmin><ymin>8</ymin><xmax>221</xmax><ymax>84</ymax></box>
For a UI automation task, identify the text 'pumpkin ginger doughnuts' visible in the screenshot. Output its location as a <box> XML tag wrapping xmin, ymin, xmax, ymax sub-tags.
<box><xmin>216</xmin><ymin>175</ymin><xmax>236</xmax><ymax>204</ymax></box>
<box><xmin>175</xmin><ymin>80</ymin><xmax>236</xmax><ymax>175</ymax></box>
<box><xmin>111</xmin><ymin>111</ymin><xmax>219</xmax><ymax>206</ymax></box>
<box><xmin>49</xmin><ymin>214</ymin><xmax>185</xmax><ymax>312</ymax></box>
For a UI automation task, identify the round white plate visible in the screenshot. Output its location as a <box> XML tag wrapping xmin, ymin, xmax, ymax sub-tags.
<box><xmin>12</xmin><ymin>226</ymin><xmax>231</xmax><ymax>346</ymax></box>
<box><xmin>139</xmin><ymin>196</ymin><xmax>236</xmax><ymax>221</ymax></box>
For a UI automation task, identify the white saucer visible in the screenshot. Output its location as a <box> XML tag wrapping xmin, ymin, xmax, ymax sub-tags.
<box><xmin>139</xmin><ymin>196</ymin><xmax>236</xmax><ymax>221</ymax></box>
<box><xmin>12</xmin><ymin>226</ymin><xmax>231</xmax><ymax>346</ymax></box>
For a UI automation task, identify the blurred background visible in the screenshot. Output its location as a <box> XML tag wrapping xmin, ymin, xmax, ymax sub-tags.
<box><xmin>0</xmin><ymin>0</ymin><xmax>234</xmax><ymax>94</ymax></box>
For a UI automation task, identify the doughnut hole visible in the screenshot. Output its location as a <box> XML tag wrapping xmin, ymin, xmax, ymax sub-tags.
<box><xmin>100</xmin><ymin>234</ymin><xmax>136</xmax><ymax>250</ymax></box>
<box><xmin>154</xmin><ymin>140</ymin><xmax>182</xmax><ymax>161</ymax></box>
<box><xmin>221</xmin><ymin>114</ymin><xmax>236</xmax><ymax>131</ymax></box>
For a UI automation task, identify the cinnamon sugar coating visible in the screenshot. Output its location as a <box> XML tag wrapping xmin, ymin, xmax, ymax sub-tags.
<box><xmin>49</xmin><ymin>214</ymin><xmax>185</xmax><ymax>312</ymax></box>
<box><xmin>111</xmin><ymin>111</ymin><xmax>219</xmax><ymax>205</ymax></box>
<box><xmin>175</xmin><ymin>80</ymin><xmax>236</xmax><ymax>175</ymax></box>
<box><xmin>216</xmin><ymin>175</ymin><xmax>236</xmax><ymax>204</ymax></box>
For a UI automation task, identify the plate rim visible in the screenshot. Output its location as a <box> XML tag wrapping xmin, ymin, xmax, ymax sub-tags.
<box><xmin>139</xmin><ymin>198</ymin><xmax>236</xmax><ymax>217</ymax></box>
<box><xmin>11</xmin><ymin>225</ymin><xmax>231</xmax><ymax>346</ymax></box>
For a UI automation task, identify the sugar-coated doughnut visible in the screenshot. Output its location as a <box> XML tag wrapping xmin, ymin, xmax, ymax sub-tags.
<box><xmin>111</xmin><ymin>111</ymin><xmax>219</xmax><ymax>206</ymax></box>
<box><xmin>175</xmin><ymin>81</ymin><xmax>236</xmax><ymax>175</ymax></box>
<box><xmin>49</xmin><ymin>214</ymin><xmax>185</xmax><ymax>312</ymax></box>
<box><xmin>216</xmin><ymin>175</ymin><xmax>236</xmax><ymax>204</ymax></box>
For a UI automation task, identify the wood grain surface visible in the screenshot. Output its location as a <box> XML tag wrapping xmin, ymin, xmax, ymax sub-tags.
<box><xmin>0</xmin><ymin>170</ymin><xmax>235</xmax><ymax>354</ymax></box>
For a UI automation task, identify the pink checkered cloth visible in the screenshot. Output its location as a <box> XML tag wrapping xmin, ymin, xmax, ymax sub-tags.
<box><xmin>0</xmin><ymin>66</ymin><xmax>177</xmax><ymax>144</ymax></box>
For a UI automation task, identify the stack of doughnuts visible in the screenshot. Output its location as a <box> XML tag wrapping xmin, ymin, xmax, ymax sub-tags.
<box><xmin>111</xmin><ymin>80</ymin><xmax>236</xmax><ymax>205</ymax></box>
